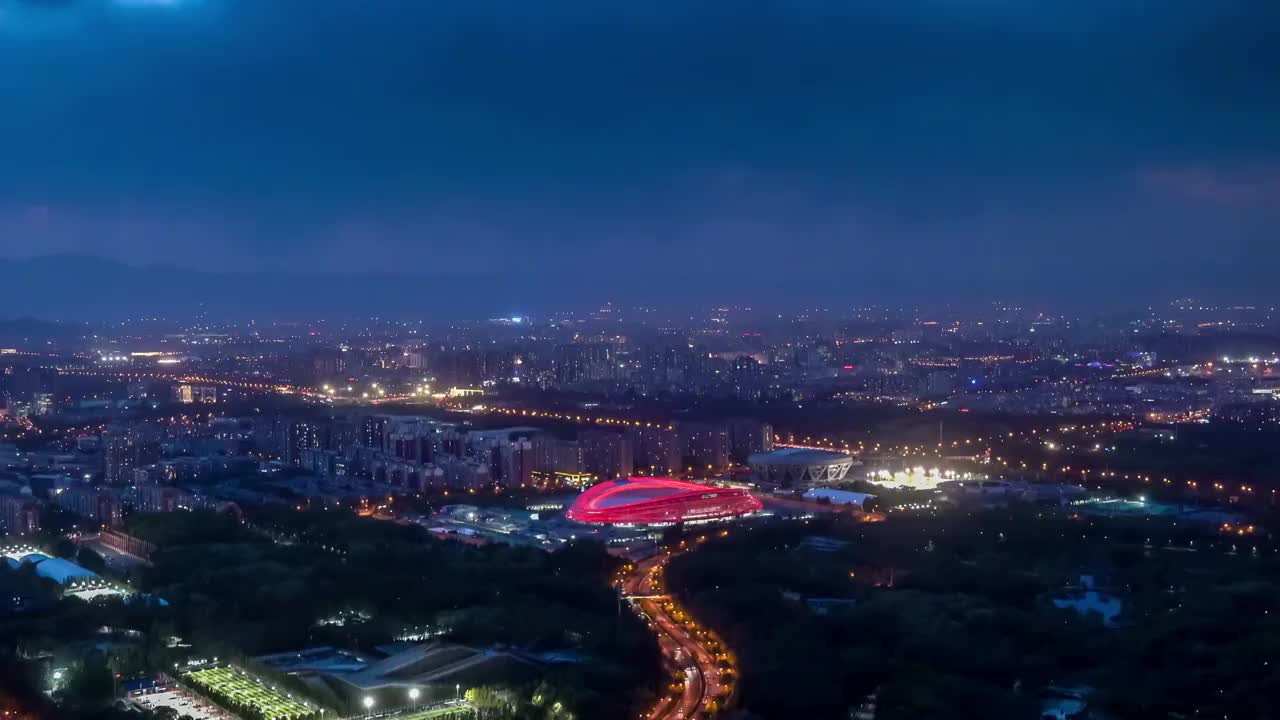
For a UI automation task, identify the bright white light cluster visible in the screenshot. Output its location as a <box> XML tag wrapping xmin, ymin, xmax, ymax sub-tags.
<box><xmin>866</xmin><ymin>467</ymin><xmax>980</xmax><ymax>490</ymax></box>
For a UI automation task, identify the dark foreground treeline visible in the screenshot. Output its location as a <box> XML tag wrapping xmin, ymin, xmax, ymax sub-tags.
<box><xmin>666</xmin><ymin>510</ymin><xmax>1280</xmax><ymax>719</ymax></box>
<box><xmin>2</xmin><ymin>507</ymin><xmax>662</xmax><ymax>720</ymax></box>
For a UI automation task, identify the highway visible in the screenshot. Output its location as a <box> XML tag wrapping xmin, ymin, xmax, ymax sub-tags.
<box><xmin>620</xmin><ymin>547</ymin><xmax>730</xmax><ymax>720</ymax></box>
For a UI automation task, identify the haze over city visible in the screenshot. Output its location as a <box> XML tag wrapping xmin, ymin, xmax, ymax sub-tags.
<box><xmin>3</xmin><ymin>1</ymin><xmax>1279</xmax><ymax>317</ymax></box>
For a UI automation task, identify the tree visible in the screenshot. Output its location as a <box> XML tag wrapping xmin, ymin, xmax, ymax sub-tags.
<box><xmin>466</xmin><ymin>687</ymin><xmax>506</xmax><ymax>719</ymax></box>
<box><xmin>77</xmin><ymin>547</ymin><xmax>108</xmax><ymax>574</ymax></box>
<box><xmin>55</xmin><ymin>537</ymin><xmax>78</xmax><ymax>559</ymax></box>
<box><xmin>64</xmin><ymin>650</ymin><xmax>116</xmax><ymax>708</ymax></box>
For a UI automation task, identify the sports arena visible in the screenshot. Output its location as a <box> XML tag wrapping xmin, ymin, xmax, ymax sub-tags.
<box><xmin>565</xmin><ymin>477</ymin><xmax>762</xmax><ymax>526</ymax></box>
<box><xmin>747</xmin><ymin>447</ymin><xmax>856</xmax><ymax>490</ymax></box>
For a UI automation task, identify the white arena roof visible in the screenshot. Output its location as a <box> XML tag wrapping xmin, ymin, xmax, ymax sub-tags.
<box><xmin>748</xmin><ymin>448</ymin><xmax>856</xmax><ymax>489</ymax></box>
<box><xmin>749</xmin><ymin>448</ymin><xmax>854</xmax><ymax>465</ymax></box>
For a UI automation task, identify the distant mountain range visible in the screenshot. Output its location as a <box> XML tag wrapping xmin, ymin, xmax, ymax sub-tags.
<box><xmin>0</xmin><ymin>254</ymin><xmax>593</xmax><ymax>322</ymax></box>
<box><xmin>0</xmin><ymin>316</ymin><xmax>87</xmax><ymax>344</ymax></box>
<box><xmin>5</xmin><ymin>254</ymin><xmax>842</xmax><ymax>322</ymax></box>
<box><xmin>1</xmin><ymin>254</ymin><xmax>1274</xmax><ymax>322</ymax></box>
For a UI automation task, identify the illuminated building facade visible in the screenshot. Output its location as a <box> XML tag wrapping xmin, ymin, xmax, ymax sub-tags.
<box><xmin>529</xmin><ymin>469</ymin><xmax>596</xmax><ymax>490</ymax></box>
<box><xmin>565</xmin><ymin>477</ymin><xmax>762</xmax><ymax>526</ymax></box>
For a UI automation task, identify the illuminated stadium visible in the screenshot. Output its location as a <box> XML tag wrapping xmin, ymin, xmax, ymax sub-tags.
<box><xmin>565</xmin><ymin>477</ymin><xmax>762</xmax><ymax>526</ymax></box>
<box><xmin>748</xmin><ymin>448</ymin><xmax>855</xmax><ymax>490</ymax></box>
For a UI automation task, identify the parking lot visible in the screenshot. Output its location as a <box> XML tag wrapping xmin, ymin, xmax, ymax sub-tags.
<box><xmin>132</xmin><ymin>687</ymin><xmax>232</xmax><ymax>720</ymax></box>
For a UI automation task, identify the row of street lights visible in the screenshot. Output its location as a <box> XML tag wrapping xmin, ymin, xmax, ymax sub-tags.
<box><xmin>361</xmin><ymin>684</ymin><xmax>461</xmax><ymax>717</ymax></box>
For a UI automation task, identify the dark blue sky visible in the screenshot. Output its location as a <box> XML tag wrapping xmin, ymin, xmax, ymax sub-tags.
<box><xmin>1</xmin><ymin>0</ymin><xmax>1278</xmax><ymax>305</ymax></box>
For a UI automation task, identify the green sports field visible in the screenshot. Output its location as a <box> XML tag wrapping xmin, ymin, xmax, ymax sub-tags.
<box><xmin>185</xmin><ymin>665</ymin><xmax>315</xmax><ymax>720</ymax></box>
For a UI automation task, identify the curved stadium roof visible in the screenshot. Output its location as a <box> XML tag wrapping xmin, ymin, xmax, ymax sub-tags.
<box><xmin>566</xmin><ymin>477</ymin><xmax>761</xmax><ymax>525</ymax></box>
<box><xmin>19</xmin><ymin>553</ymin><xmax>99</xmax><ymax>585</ymax></box>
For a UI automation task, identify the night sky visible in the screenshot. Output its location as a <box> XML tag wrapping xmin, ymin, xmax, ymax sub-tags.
<box><xmin>2</xmin><ymin>1</ymin><xmax>1278</xmax><ymax>313</ymax></box>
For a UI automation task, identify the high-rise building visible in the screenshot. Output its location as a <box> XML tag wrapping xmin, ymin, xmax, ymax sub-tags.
<box><xmin>580</xmin><ymin>430</ymin><xmax>633</xmax><ymax>480</ymax></box>
<box><xmin>385</xmin><ymin>417</ymin><xmax>450</xmax><ymax>464</ymax></box>
<box><xmin>103</xmin><ymin>429</ymin><xmax>161</xmax><ymax>485</ymax></box>
<box><xmin>0</xmin><ymin>494</ymin><xmax>40</xmax><ymax>535</ymax></box>
<box><xmin>627</xmin><ymin>425</ymin><xmax>681</xmax><ymax>475</ymax></box>
<box><xmin>174</xmin><ymin>384</ymin><xmax>218</xmax><ymax>404</ymax></box>
<box><xmin>548</xmin><ymin>438</ymin><xmax>586</xmax><ymax>474</ymax></box>
<box><xmin>55</xmin><ymin>487</ymin><xmax>121</xmax><ymax>528</ymax></box>
<box><xmin>466</xmin><ymin>427</ymin><xmax>541</xmax><ymax>488</ymax></box>
<box><xmin>439</xmin><ymin>456</ymin><xmax>491</xmax><ymax>491</ymax></box>
<box><xmin>286</xmin><ymin>420</ymin><xmax>328</xmax><ymax>465</ymax></box>
<box><xmin>678</xmin><ymin>422</ymin><xmax>731</xmax><ymax>471</ymax></box>
<box><xmin>644</xmin><ymin>345</ymin><xmax>695</xmax><ymax>384</ymax></box>
<box><xmin>361</xmin><ymin>415</ymin><xmax>390</xmax><ymax>450</ymax></box>
<box><xmin>727</xmin><ymin>418</ymin><xmax>774</xmax><ymax>461</ymax></box>
<box><xmin>507</xmin><ymin>438</ymin><xmax>535</xmax><ymax>489</ymax></box>
<box><xmin>330</xmin><ymin>417</ymin><xmax>359</xmax><ymax>448</ymax></box>
<box><xmin>307</xmin><ymin>348</ymin><xmax>347</xmax><ymax>383</ymax></box>
<box><xmin>423</xmin><ymin>347</ymin><xmax>484</xmax><ymax>386</ymax></box>
<box><xmin>302</xmin><ymin>447</ymin><xmax>350</xmax><ymax>479</ymax></box>
<box><xmin>554</xmin><ymin>344</ymin><xmax>614</xmax><ymax>385</ymax></box>
<box><xmin>481</xmin><ymin>350</ymin><xmax>523</xmax><ymax>384</ymax></box>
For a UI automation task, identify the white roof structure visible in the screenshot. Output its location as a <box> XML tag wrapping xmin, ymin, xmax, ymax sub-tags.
<box><xmin>748</xmin><ymin>448</ymin><xmax>855</xmax><ymax>489</ymax></box>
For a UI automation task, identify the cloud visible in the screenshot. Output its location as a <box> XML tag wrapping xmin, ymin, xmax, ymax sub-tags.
<box><xmin>1140</xmin><ymin>165</ymin><xmax>1280</xmax><ymax>209</ymax></box>
<box><xmin>2</xmin><ymin>1</ymin><xmax>1278</xmax><ymax>279</ymax></box>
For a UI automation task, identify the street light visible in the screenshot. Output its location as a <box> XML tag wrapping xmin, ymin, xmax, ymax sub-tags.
<box><xmin>409</xmin><ymin>688</ymin><xmax>420</xmax><ymax>710</ymax></box>
<box><xmin>362</xmin><ymin>696</ymin><xmax>374</xmax><ymax>717</ymax></box>
<box><xmin>455</xmin><ymin>683</ymin><xmax>461</xmax><ymax>701</ymax></box>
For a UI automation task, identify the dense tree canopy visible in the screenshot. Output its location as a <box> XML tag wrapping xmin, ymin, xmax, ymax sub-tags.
<box><xmin>666</xmin><ymin>510</ymin><xmax>1280</xmax><ymax>719</ymax></box>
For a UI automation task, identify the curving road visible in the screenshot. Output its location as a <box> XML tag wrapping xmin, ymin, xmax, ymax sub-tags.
<box><xmin>621</xmin><ymin>548</ymin><xmax>730</xmax><ymax>720</ymax></box>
